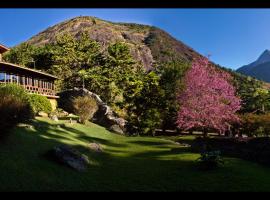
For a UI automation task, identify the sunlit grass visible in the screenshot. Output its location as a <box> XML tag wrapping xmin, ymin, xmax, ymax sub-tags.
<box><xmin>0</xmin><ymin>117</ymin><xmax>270</xmax><ymax>191</ymax></box>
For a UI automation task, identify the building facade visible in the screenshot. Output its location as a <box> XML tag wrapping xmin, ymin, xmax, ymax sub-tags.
<box><xmin>0</xmin><ymin>44</ymin><xmax>59</xmax><ymax>109</ymax></box>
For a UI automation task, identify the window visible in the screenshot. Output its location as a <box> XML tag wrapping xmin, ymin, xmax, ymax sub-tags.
<box><xmin>12</xmin><ymin>75</ymin><xmax>18</xmax><ymax>83</ymax></box>
<box><xmin>0</xmin><ymin>72</ymin><xmax>5</xmax><ymax>82</ymax></box>
<box><xmin>6</xmin><ymin>74</ymin><xmax>11</xmax><ymax>83</ymax></box>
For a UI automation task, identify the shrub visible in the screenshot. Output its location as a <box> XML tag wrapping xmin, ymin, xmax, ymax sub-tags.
<box><xmin>72</xmin><ymin>96</ymin><xmax>98</xmax><ymax>124</ymax></box>
<box><xmin>239</xmin><ymin>113</ymin><xmax>270</xmax><ymax>137</ymax></box>
<box><xmin>197</xmin><ymin>150</ymin><xmax>224</xmax><ymax>170</ymax></box>
<box><xmin>139</xmin><ymin>108</ymin><xmax>161</xmax><ymax>136</ymax></box>
<box><xmin>0</xmin><ymin>84</ymin><xmax>34</xmax><ymax>131</ymax></box>
<box><xmin>27</xmin><ymin>94</ymin><xmax>52</xmax><ymax>115</ymax></box>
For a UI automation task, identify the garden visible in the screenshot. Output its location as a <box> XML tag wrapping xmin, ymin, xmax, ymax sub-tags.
<box><xmin>2</xmin><ymin>33</ymin><xmax>270</xmax><ymax>191</ymax></box>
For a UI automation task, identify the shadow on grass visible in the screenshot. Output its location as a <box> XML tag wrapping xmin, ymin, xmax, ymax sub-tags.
<box><xmin>29</xmin><ymin>119</ymin><xmax>129</xmax><ymax>152</ymax></box>
<box><xmin>2</xmin><ymin>119</ymin><xmax>261</xmax><ymax>191</ymax></box>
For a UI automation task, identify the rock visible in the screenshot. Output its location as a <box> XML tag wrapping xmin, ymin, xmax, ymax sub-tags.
<box><xmin>87</xmin><ymin>143</ymin><xmax>103</xmax><ymax>153</ymax></box>
<box><xmin>46</xmin><ymin>145</ymin><xmax>90</xmax><ymax>172</ymax></box>
<box><xmin>18</xmin><ymin>124</ymin><xmax>34</xmax><ymax>129</ymax></box>
<box><xmin>59</xmin><ymin>88</ymin><xmax>127</xmax><ymax>135</ymax></box>
<box><xmin>109</xmin><ymin>124</ymin><xmax>124</xmax><ymax>135</ymax></box>
<box><xmin>50</xmin><ymin>115</ymin><xmax>58</xmax><ymax>121</ymax></box>
<box><xmin>179</xmin><ymin>143</ymin><xmax>191</xmax><ymax>147</ymax></box>
<box><xmin>62</xmin><ymin>111</ymin><xmax>69</xmax><ymax>116</ymax></box>
<box><xmin>38</xmin><ymin>111</ymin><xmax>48</xmax><ymax>117</ymax></box>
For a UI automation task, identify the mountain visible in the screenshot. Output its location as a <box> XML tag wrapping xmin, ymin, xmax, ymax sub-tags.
<box><xmin>237</xmin><ymin>50</ymin><xmax>270</xmax><ymax>82</ymax></box>
<box><xmin>25</xmin><ymin>16</ymin><xmax>200</xmax><ymax>70</ymax></box>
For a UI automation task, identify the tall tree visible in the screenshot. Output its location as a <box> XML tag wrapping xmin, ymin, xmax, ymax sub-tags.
<box><xmin>176</xmin><ymin>57</ymin><xmax>241</xmax><ymax>136</ymax></box>
<box><xmin>124</xmin><ymin>71</ymin><xmax>164</xmax><ymax>135</ymax></box>
<box><xmin>78</xmin><ymin>42</ymin><xmax>145</xmax><ymax>117</ymax></box>
<box><xmin>3</xmin><ymin>42</ymin><xmax>37</xmax><ymax>67</ymax></box>
<box><xmin>50</xmin><ymin>32</ymin><xmax>104</xmax><ymax>90</ymax></box>
<box><xmin>158</xmin><ymin>60</ymin><xmax>190</xmax><ymax>131</ymax></box>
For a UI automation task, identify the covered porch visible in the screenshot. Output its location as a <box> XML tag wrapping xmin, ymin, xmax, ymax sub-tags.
<box><xmin>0</xmin><ymin>61</ymin><xmax>59</xmax><ymax>98</ymax></box>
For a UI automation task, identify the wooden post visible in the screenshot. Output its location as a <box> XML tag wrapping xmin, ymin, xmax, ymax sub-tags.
<box><xmin>203</xmin><ymin>128</ymin><xmax>207</xmax><ymax>138</ymax></box>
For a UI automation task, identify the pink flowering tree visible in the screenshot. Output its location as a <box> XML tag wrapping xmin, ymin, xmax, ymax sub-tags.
<box><xmin>176</xmin><ymin>57</ymin><xmax>241</xmax><ymax>137</ymax></box>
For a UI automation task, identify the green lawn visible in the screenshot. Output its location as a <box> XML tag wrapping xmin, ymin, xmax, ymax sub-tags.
<box><xmin>1</xmin><ymin>117</ymin><xmax>270</xmax><ymax>191</ymax></box>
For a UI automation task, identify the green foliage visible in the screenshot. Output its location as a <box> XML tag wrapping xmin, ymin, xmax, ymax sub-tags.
<box><xmin>3</xmin><ymin>42</ymin><xmax>37</xmax><ymax>67</ymax></box>
<box><xmin>27</xmin><ymin>94</ymin><xmax>52</xmax><ymax>114</ymax></box>
<box><xmin>9</xmin><ymin>32</ymin><xmax>270</xmax><ymax>136</ymax></box>
<box><xmin>158</xmin><ymin>60</ymin><xmax>190</xmax><ymax>130</ymax></box>
<box><xmin>72</xmin><ymin>96</ymin><xmax>98</xmax><ymax>124</ymax></box>
<box><xmin>239</xmin><ymin>113</ymin><xmax>270</xmax><ymax>137</ymax></box>
<box><xmin>50</xmin><ymin>32</ymin><xmax>104</xmax><ymax>90</ymax></box>
<box><xmin>219</xmin><ymin>66</ymin><xmax>270</xmax><ymax>113</ymax></box>
<box><xmin>80</xmin><ymin>41</ymin><xmax>144</xmax><ymax>110</ymax></box>
<box><xmin>197</xmin><ymin>150</ymin><xmax>224</xmax><ymax>170</ymax></box>
<box><xmin>0</xmin><ymin>84</ymin><xmax>33</xmax><ymax>131</ymax></box>
<box><xmin>31</xmin><ymin>45</ymin><xmax>55</xmax><ymax>71</ymax></box>
<box><xmin>125</xmin><ymin>71</ymin><xmax>164</xmax><ymax>135</ymax></box>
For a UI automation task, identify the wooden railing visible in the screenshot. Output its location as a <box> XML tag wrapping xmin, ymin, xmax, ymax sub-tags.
<box><xmin>0</xmin><ymin>82</ymin><xmax>57</xmax><ymax>97</ymax></box>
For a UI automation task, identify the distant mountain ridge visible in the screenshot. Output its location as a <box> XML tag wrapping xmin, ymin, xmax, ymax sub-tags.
<box><xmin>237</xmin><ymin>50</ymin><xmax>270</xmax><ymax>82</ymax></box>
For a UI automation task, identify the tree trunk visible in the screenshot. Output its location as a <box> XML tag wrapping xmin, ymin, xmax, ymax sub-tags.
<box><xmin>152</xmin><ymin>130</ymin><xmax>156</xmax><ymax>137</ymax></box>
<box><xmin>238</xmin><ymin>130</ymin><xmax>242</xmax><ymax>138</ymax></box>
<box><xmin>203</xmin><ymin>129</ymin><xmax>207</xmax><ymax>138</ymax></box>
<box><xmin>225</xmin><ymin>131</ymin><xmax>229</xmax><ymax>137</ymax></box>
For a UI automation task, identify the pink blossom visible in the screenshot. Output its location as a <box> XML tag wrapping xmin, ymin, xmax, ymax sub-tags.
<box><xmin>176</xmin><ymin>57</ymin><xmax>241</xmax><ymax>133</ymax></box>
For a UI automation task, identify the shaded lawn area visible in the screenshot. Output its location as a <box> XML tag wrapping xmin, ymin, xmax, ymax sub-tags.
<box><xmin>1</xmin><ymin>117</ymin><xmax>270</xmax><ymax>191</ymax></box>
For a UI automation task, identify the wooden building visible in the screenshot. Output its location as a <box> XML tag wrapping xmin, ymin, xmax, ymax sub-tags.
<box><xmin>0</xmin><ymin>43</ymin><xmax>59</xmax><ymax>109</ymax></box>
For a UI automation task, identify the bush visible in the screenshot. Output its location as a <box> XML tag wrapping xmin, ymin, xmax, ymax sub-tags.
<box><xmin>239</xmin><ymin>113</ymin><xmax>270</xmax><ymax>137</ymax></box>
<box><xmin>139</xmin><ymin>108</ymin><xmax>161</xmax><ymax>136</ymax></box>
<box><xmin>72</xmin><ymin>96</ymin><xmax>98</xmax><ymax>124</ymax></box>
<box><xmin>192</xmin><ymin>137</ymin><xmax>270</xmax><ymax>167</ymax></box>
<box><xmin>197</xmin><ymin>150</ymin><xmax>224</xmax><ymax>170</ymax></box>
<box><xmin>27</xmin><ymin>94</ymin><xmax>52</xmax><ymax>115</ymax></box>
<box><xmin>0</xmin><ymin>84</ymin><xmax>34</xmax><ymax>131</ymax></box>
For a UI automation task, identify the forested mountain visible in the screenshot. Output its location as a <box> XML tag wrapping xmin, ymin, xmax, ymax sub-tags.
<box><xmin>25</xmin><ymin>16</ymin><xmax>199</xmax><ymax>70</ymax></box>
<box><xmin>3</xmin><ymin>16</ymin><xmax>270</xmax><ymax>133</ymax></box>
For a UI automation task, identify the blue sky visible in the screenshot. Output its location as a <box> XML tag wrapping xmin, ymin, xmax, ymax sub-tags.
<box><xmin>0</xmin><ymin>9</ymin><xmax>270</xmax><ymax>70</ymax></box>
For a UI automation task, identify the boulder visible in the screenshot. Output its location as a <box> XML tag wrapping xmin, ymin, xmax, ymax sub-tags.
<box><xmin>46</xmin><ymin>145</ymin><xmax>90</xmax><ymax>172</ymax></box>
<box><xmin>87</xmin><ymin>143</ymin><xmax>103</xmax><ymax>153</ymax></box>
<box><xmin>109</xmin><ymin>124</ymin><xmax>124</xmax><ymax>135</ymax></box>
<box><xmin>58</xmin><ymin>88</ymin><xmax>127</xmax><ymax>135</ymax></box>
<box><xmin>50</xmin><ymin>115</ymin><xmax>59</xmax><ymax>121</ymax></box>
<box><xmin>38</xmin><ymin>111</ymin><xmax>48</xmax><ymax>117</ymax></box>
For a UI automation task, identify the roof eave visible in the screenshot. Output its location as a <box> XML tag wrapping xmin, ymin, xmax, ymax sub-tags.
<box><xmin>0</xmin><ymin>61</ymin><xmax>59</xmax><ymax>79</ymax></box>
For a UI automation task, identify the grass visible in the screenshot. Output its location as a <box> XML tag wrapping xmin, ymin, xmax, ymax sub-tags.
<box><xmin>1</xmin><ymin>117</ymin><xmax>270</xmax><ymax>191</ymax></box>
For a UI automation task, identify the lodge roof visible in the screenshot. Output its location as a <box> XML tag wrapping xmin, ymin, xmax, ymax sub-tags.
<box><xmin>0</xmin><ymin>44</ymin><xmax>10</xmax><ymax>54</ymax></box>
<box><xmin>0</xmin><ymin>61</ymin><xmax>58</xmax><ymax>80</ymax></box>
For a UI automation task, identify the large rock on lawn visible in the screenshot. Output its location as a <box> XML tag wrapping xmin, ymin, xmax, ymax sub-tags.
<box><xmin>46</xmin><ymin>145</ymin><xmax>90</xmax><ymax>172</ymax></box>
<box><xmin>108</xmin><ymin>124</ymin><xmax>124</xmax><ymax>135</ymax></box>
<box><xmin>58</xmin><ymin>88</ymin><xmax>127</xmax><ymax>135</ymax></box>
<box><xmin>87</xmin><ymin>142</ymin><xmax>103</xmax><ymax>153</ymax></box>
<box><xmin>38</xmin><ymin>111</ymin><xmax>48</xmax><ymax>117</ymax></box>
